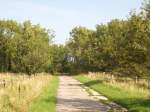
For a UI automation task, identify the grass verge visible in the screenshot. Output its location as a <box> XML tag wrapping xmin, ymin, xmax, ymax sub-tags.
<box><xmin>29</xmin><ymin>76</ymin><xmax>59</xmax><ymax>112</ymax></box>
<box><xmin>74</xmin><ymin>75</ymin><xmax>150</xmax><ymax>112</ymax></box>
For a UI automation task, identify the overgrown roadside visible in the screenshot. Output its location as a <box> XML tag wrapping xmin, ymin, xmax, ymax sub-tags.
<box><xmin>74</xmin><ymin>75</ymin><xmax>150</xmax><ymax>112</ymax></box>
<box><xmin>29</xmin><ymin>76</ymin><xmax>59</xmax><ymax>112</ymax></box>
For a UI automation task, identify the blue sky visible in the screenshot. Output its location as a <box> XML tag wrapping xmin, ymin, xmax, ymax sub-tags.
<box><xmin>0</xmin><ymin>0</ymin><xmax>142</xmax><ymax>44</ymax></box>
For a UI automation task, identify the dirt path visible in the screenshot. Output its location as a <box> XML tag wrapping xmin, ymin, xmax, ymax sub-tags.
<box><xmin>56</xmin><ymin>76</ymin><xmax>110</xmax><ymax>112</ymax></box>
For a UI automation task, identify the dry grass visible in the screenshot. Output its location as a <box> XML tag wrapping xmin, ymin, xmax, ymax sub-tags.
<box><xmin>0</xmin><ymin>73</ymin><xmax>51</xmax><ymax>112</ymax></box>
<box><xmin>86</xmin><ymin>72</ymin><xmax>150</xmax><ymax>97</ymax></box>
<box><xmin>75</xmin><ymin>73</ymin><xmax>150</xmax><ymax>111</ymax></box>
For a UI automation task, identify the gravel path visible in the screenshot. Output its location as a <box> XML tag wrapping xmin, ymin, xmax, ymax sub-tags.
<box><xmin>56</xmin><ymin>76</ymin><xmax>110</xmax><ymax>112</ymax></box>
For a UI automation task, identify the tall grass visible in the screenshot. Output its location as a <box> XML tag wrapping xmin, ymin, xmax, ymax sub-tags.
<box><xmin>87</xmin><ymin>72</ymin><xmax>150</xmax><ymax>97</ymax></box>
<box><xmin>0</xmin><ymin>73</ymin><xmax>52</xmax><ymax>112</ymax></box>
<box><xmin>75</xmin><ymin>73</ymin><xmax>150</xmax><ymax>112</ymax></box>
<box><xmin>29</xmin><ymin>76</ymin><xmax>59</xmax><ymax>112</ymax></box>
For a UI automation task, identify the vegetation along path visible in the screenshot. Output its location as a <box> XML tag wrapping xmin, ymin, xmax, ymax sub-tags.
<box><xmin>56</xmin><ymin>76</ymin><xmax>110</xmax><ymax>112</ymax></box>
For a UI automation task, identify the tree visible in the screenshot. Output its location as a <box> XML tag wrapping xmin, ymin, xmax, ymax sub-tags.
<box><xmin>67</xmin><ymin>26</ymin><xmax>94</xmax><ymax>72</ymax></box>
<box><xmin>66</xmin><ymin>1</ymin><xmax>150</xmax><ymax>77</ymax></box>
<box><xmin>0</xmin><ymin>20</ymin><xmax>54</xmax><ymax>75</ymax></box>
<box><xmin>11</xmin><ymin>21</ymin><xmax>53</xmax><ymax>75</ymax></box>
<box><xmin>0</xmin><ymin>20</ymin><xmax>19</xmax><ymax>72</ymax></box>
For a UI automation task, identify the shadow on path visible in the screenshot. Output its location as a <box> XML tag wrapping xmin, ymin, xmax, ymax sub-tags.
<box><xmin>57</xmin><ymin>97</ymin><xmax>109</xmax><ymax>112</ymax></box>
<box><xmin>83</xmin><ymin>80</ymin><xmax>103</xmax><ymax>86</ymax></box>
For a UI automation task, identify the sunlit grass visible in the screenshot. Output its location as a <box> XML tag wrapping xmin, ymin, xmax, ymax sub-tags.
<box><xmin>0</xmin><ymin>73</ymin><xmax>55</xmax><ymax>112</ymax></box>
<box><xmin>29</xmin><ymin>76</ymin><xmax>59</xmax><ymax>112</ymax></box>
<box><xmin>74</xmin><ymin>74</ymin><xmax>150</xmax><ymax>112</ymax></box>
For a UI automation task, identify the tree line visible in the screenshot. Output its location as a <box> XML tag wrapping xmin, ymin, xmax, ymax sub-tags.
<box><xmin>0</xmin><ymin>20</ymin><xmax>64</xmax><ymax>75</ymax></box>
<box><xmin>66</xmin><ymin>1</ymin><xmax>150</xmax><ymax>77</ymax></box>
<box><xmin>0</xmin><ymin>0</ymin><xmax>150</xmax><ymax>77</ymax></box>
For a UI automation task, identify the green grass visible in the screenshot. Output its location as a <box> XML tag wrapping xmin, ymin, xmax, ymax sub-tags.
<box><xmin>74</xmin><ymin>75</ymin><xmax>150</xmax><ymax>112</ymax></box>
<box><xmin>29</xmin><ymin>76</ymin><xmax>59</xmax><ymax>112</ymax></box>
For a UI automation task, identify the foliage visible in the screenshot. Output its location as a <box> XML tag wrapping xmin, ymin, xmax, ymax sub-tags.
<box><xmin>0</xmin><ymin>20</ymin><xmax>53</xmax><ymax>75</ymax></box>
<box><xmin>49</xmin><ymin>44</ymin><xmax>69</xmax><ymax>73</ymax></box>
<box><xmin>0</xmin><ymin>0</ymin><xmax>150</xmax><ymax>76</ymax></box>
<box><xmin>67</xmin><ymin>1</ymin><xmax>150</xmax><ymax>77</ymax></box>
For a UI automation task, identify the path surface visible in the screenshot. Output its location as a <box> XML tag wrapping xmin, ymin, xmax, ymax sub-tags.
<box><xmin>56</xmin><ymin>76</ymin><xmax>110</xmax><ymax>112</ymax></box>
